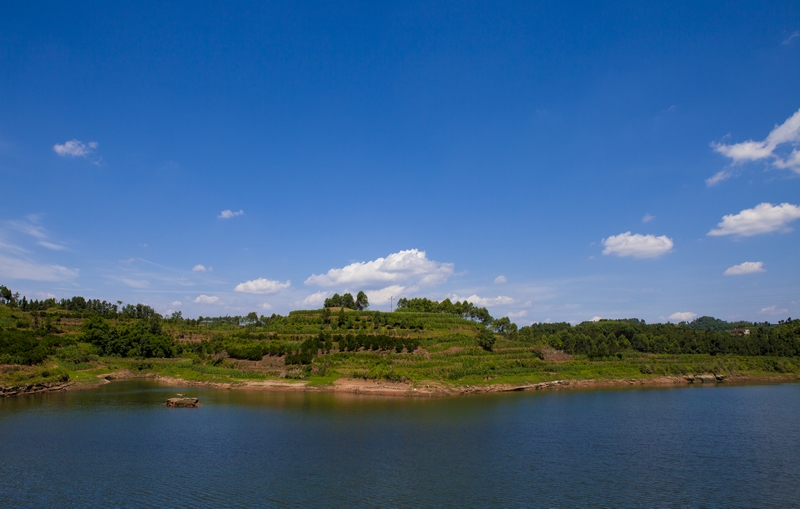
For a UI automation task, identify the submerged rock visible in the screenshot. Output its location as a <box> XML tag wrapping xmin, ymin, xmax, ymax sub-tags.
<box><xmin>166</xmin><ymin>397</ymin><xmax>199</xmax><ymax>408</ymax></box>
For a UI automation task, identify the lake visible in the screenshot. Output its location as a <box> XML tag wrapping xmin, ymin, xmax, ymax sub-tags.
<box><xmin>1</xmin><ymin>381</ymin><xmax>799</xmax><ymax>508</ymax></box>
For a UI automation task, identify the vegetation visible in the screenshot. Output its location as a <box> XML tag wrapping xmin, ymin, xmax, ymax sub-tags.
<box><xmin>1</xmin><ymin>284</ymin><xmax>798</xmax><ymax>391</ymax></box>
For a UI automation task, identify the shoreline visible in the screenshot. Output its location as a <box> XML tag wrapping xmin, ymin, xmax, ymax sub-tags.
<box><xmin>4</xmin><ymin>371</ymin><xmax>795</xmax><ymax>398</ymax></box>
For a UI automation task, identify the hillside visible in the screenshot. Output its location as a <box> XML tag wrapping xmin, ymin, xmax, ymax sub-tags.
<box><xmin>1</xmin><ymin>290</ymin><xmax>799</xmax><ymax>395</ymax></box>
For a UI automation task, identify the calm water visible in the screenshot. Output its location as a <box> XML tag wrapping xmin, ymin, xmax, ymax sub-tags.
<box><xmin>1</xmin><ymin>382</ymin><xmax>799</xmax><ymax>508</ymax></box>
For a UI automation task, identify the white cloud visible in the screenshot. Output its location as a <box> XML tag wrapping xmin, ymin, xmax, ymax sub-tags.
<box><xmin>590</xmin><ymin>316</ymin><xmax>602</xmax><ymax>322</ymax></box>
<box><xmin>508</xmin><ymin>310</ymin><xmax>528</xmax><ymax>318</ymax></box>
<box><xmin>121</xmin><ymin>278</ymin><xmax>149</xmax><ymax>288</ymax></box>
<box><xmin>367</xmin><ymin>285</ymin><xmax>406</xmax><ymax>305</ymax></box>
<box><xmin>170</xmin><ymin>301</ymin><xmax>182</xmax><ymax>307</ymax></box>
<box><xmin>305</xmin><ymin>249</ymin><xmax>454</xmax><ymax>289</ymax></box>
<box><xmin>218</xmin><ymin>209</ymin><xmax>244</xmax><ymax>219</ymax></box>
<box><xmin>451</xmin><ymin>294</ymin><xmax>515</xmax><ymax>307</ymax></box>
<box><xmin>724</xmin><ymin>261</ymin><xmax>765</xmax><ymax>276</ymax></box>
<box><xmin>192</xmin><ymin>264</ymin><xmax>209</xmax><ymax>272</ymax></box>
<box><xmin>494</xmin><ymin>275</ymin><xmax>507</xmax><ymax>284</ymax></box>
<box><xmin>783</xmin><ymin>31</ymin><xmax>800</xmax><ymax>45</ymax></box>
<box><xmin>234</xmin><ymin>278</ymin><xmax>291</xmax><ymax>294</ymax></box>
<box><xmin>7</xmin><ymin>217</ymin><xmax>67</xmax><ymax>250</ymax></box>
<box><xmin>642</xmin><ymin>213</ymin><xmax>655</xmax><ymax>223</ymax></box>
<box><xmin>705</xmin><ymin>168</ymin><xmax>736</xmax><ymax>187</ymax></box>
<box><xmin>712</xmin><ymin>108</ymin><xmax>800</xmax><ymax>174</ymax></box>
<box><xmin>299</xmin><ymin>291</ymin><xmax>329</xmax><ymax>307</ymax></box>
<box><xmin>259</xmin><ymin>303</ymin><xmax>272</xmax><ymax>310</ymax></box>
<box><xmin>0</xmin><ymin>253</ymin><xmax>79</xmax><ymax>281</ymax></box>
<box><xmin>708</xmin><ymin>203</ymin><xmax>800</xmax><ymax>236</ymax></box>
<box><xmin>37</xmin><ymin>241</ymin><xmax>66</xmax><ymax>251</ymax></box>
<box><xmin>53</xmin><ymin>139</ymin><xmax>98</xmax><ymax>157</ymax></box>
<box><xmin>669</xmin><ymin>311</ymin><xmax>697</xmax><ymax>322</ymax></box>
<box><xmin>194</xmin><ymin>294</ymin><xmax>220</xmax><ymax>304</ymax></box>
<box><xmin>602</xmin><ymin>232</ymin><xmax>674</xmax><ymax>258</ymax></box>
<box><xmin>760</xmin><ymin>305</ymin><xmax>788</xmax><ymax>315</ymax></box>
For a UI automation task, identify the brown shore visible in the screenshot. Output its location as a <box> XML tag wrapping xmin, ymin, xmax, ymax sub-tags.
<box><xmin>3</xmin><ymin>371</ymin><xmax>797</xmax><ymax>398</ymax></box>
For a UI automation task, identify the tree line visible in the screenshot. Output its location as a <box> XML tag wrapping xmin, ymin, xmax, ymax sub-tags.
<box><xmin>396</xmin><ymin>297</ymin><xmax>494</xmax><ymax>324</ymax></box>
<box><xmin>323</xmin><ymin>291</ymin><xmax>369</xmax><ymax>310</ymax></box>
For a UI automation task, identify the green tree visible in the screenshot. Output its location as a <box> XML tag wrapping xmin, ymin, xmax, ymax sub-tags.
<box><xmin>341</xmin><ymin>293</ymin><xmax>356</xmax><ymax>309</ymax></box>
<box><xmin>477</xmin><ymin>328</ymin><xmax>496</xmax><ymax>351</ymax></box>
<box><xmin>355</xmin><ymin>291</ymin><xmax>369</xmax><ymax>310</ymax></box>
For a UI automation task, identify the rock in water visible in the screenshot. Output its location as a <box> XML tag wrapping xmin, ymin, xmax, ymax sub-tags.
<box><xmin>166</xmin><ymin>397</ymin><xmax>199</xmax><ymax>408</ymax></box>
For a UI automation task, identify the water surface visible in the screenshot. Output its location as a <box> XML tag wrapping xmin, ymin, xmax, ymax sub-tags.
<box><xmin>1</xmin><ymin>381</ymin><xmax>799</xmax><ymax>508</ymax></box>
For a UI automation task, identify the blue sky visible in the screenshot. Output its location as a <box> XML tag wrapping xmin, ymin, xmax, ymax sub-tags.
<box><xmin>1</xmin><ymin>1</ymin><xmax>799</xmax><ymax>324</ymax></box>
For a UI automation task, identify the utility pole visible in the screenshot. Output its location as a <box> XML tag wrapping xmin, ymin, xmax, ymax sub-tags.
<box><xmin>389</xmin><ymin>296</ymin><xmax>393</xmax><ymax>312</ymax></box>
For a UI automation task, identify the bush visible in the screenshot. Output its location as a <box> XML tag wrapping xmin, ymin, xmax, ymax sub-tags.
<box><xmin>477</xmin><ymin>329</ymin><xmax>496</xmax><ymax>351</ymax></box>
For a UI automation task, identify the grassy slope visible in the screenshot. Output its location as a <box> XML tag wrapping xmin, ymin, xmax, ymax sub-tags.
<box><xmin>1</xmin><ymin>306</ymin><xmax>799</xmax><ymax>390</ymax></box>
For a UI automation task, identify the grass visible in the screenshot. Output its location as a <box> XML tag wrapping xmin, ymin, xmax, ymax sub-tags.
<box><xmin>2</xmin><ymin>304</ymin><xmax>799</xmax><ymax>392</ymax></box>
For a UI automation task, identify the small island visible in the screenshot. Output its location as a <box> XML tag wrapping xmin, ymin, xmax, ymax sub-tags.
<box><xmin>1</xmin><ymin>286</ymin><xmax>798</xmax><ymax>397</ymax></box>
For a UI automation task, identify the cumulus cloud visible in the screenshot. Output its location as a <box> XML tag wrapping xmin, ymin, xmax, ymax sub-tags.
<box><xmin>53</xmin><ymin>139</ymin><xmax>98</xmax><ymax>157</ymax></box>
<box><xmin>299</xmin><ymin>291</ymin><xmax>329</xmax><ymax>307</ymax></box>
<box><xmin>724</xmin><ymin>261</ymin><xmax>765</xmax><ymax>276</ymax></box>
<box><xmin>669</xmin><ymin>311</ymin><xmax>697</xmax><ymax>322</ymax></box>
<box><xmin>192</xmin><ymin>264</ymin><xmax>210</xmax><ymax>272</ymax></box>
<box><xmin>760</xmin><ymin>305</ymin><xmax>788</xmax><ymax>315</ymax></box>
<box><xmin>711</xmin><ymin>108</ymin><xmax>800</xmax><ymax>176</ymax></box>
<box><xmin>234</xmin><ymin>278</ymin><xmax>291</xmax><ymax>294</ymax></box>
<box><xmin>0</xmin><ymin>253</ymin><xmax>79</xmax><ymax>281</ymax></box>
<box><xmin>708</xmin><ymin>202</ymin><xmax>800</xmax><ymax>237</ymax></box>
<box><xmin>170</xmin><ymin>301</ymin><xmax>182</xmax><ymax>307</ymax></box>
<box><xmin>218</xmin><ymin>209</ymin><xmax>244</xmax><ymax>219</ymax></box>
<box><xmin>507</xmin><ymin>310</ymin><xmax>528</xmax><ymax>318</ymax></box>
<box><xmin>259</xmin><ymin>303</ymin><xmax>272</xmax><ymax>310</ymax></box>
<box><xmin>494</xmin><ymin>275</ymin><xmax>507</xmax><ymax>284</ymax></box>
<box><xmin>367</xmin><ymin>285</ymin><xmax>406</xmax><ymax>305</ymax></box>
<box><xmin>305</xmin><ymin>249</ymin><xmax>453</xmax><ymax>289</ymax></box>
<box><xmin>602</xmin><ymin>232</ymin><xmax>674</xmax><ymax>258</ymax></box>
<box><xmin>451</xmin><ymin>294</ymin><xmax>515</xmax><ymax>307</ymax></box>
<box><xmin>193</xmin><ymin>294</ymin><xmax>220</xmax><ymax>304</ymax></box>
<box><xmin>590</xmin><ymin>316</ymin><xmax>602</xmax><ymax>322</ymax></box>
<box><xmin>642</xmin><ymin>213</ymin><xmax>655</xmax><ymax>223</ymax></box>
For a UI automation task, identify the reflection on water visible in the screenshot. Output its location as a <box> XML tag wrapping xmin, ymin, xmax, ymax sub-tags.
<box><xmin>1</xmin><ymin>381</ymin><xmax>799</xmax><ymax>508</ymax></box>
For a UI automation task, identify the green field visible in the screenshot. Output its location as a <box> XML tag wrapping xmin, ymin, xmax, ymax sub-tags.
<box><xmin>2</xmin><ymin>295</ymin><xmax>800</xmax><ymax>392</ymax></box>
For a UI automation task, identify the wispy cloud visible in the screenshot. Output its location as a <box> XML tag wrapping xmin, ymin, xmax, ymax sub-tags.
<box><xmin>708</xmin><ymin>202</ymin><xmax>800</xmax><ymax>236</ymax></box>
<box><xmin>234</xmin><ymin>278</ymin><xmax>291</xmax><ymax>294</ymax></box>
<box><xmin>641</xmin><ymin>213</ymin><xmax>655</xmax><ymax>223</ymax></box>
<box><xmin>6</xmin><ymin>216</ymin><xmax>67</xmax><ymax>250</ymax></box>
<box><xmin>602</xmin><ymin>232</ymin><xmax>674</xmax><ymax>258</ymax></box>
<box><xmin>494</xmin><ymin>275</ymin><xmax>507</xmax><ymax>284</ymax></box>
<box><xmin>724</xmin><ymin>261</ymin><xmax>765</xmax><ymax>276</ymax></box>
<box><xmin>0</xmin><ymin>253</ymin><xmax>79</xmax><ymax>281</ymax></box>
<box><xmin>192</xmin><ymin>264</ymin><xmax>211</xmax><ymax>272</ymax></box>
<box><xmin>218</xmin><ymin>209</ymin><xmax>244</xmax><ymax>219</ymax></box>
<box><xmin>783</xmin><ymin>31</ymin><xmax>800</xmax><ymax>45</ymax></box>
<box><xmin>37</xmin><ymin>241</ymin><xmax>66</xmax><ymax>251</ymax></box>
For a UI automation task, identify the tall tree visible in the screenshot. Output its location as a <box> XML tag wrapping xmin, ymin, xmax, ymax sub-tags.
<box><xmin>355</xmin><ymin>291</ymin><xmax>369</xmax><ymax>310</ymax></box>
